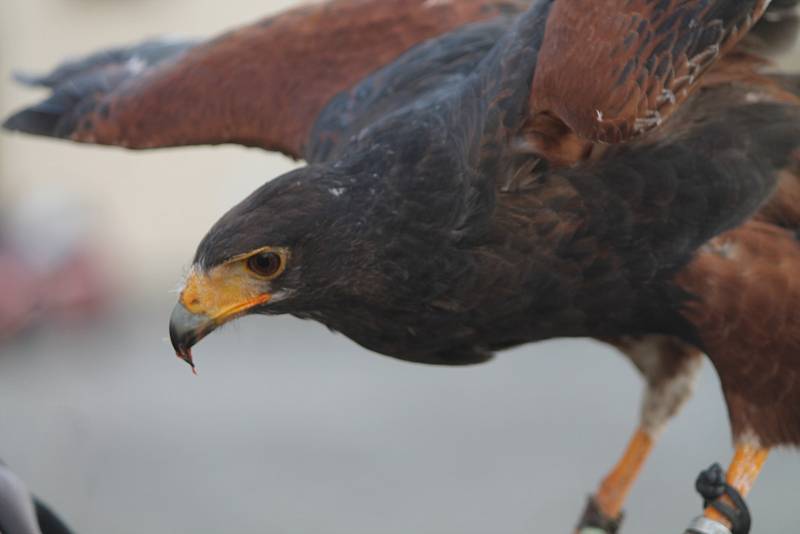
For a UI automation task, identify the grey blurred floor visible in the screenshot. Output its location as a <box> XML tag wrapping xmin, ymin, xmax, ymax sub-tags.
<box><xmin>0</xmin><ymin>297</ymin><xmax>798</xmax><ymax>534</ymax></box>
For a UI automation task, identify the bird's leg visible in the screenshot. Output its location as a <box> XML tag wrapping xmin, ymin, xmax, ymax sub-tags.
<box><xmin>593</xmin><ymin>427</ymin><xmax>654</xmax><ymax>519</ymax></box>
<box><xmin>708</xmin><ymin>444</ymin><xmax>769</xmax><ymax>516</ymax></box>
<box><xmin>576</xmin><ymin>337</ymin><xmax>702</xmax><ymax>534</ymax></box>
<box><xmin>685</xmin><ymin>444</ymin><xmax>769</xmax><ymax>534</ymax></box>
<box><xmin>574</xmin><ymin>426</ymin><xmax>655</xmax><ymax>533</ymax></box>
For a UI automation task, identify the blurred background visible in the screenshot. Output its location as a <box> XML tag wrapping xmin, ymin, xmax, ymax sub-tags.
<box><xmin>1</xmin><ymin>1</ymin><xmax>799</xmax><ymax>533</ymax></box>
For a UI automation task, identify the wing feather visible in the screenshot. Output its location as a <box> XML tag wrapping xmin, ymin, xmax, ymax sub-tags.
<box><xmin>530</xmin><ymin>0</ymin><xmax>774</xmax><ymax>143</ymax></box>
<box><xmin>3</xmin><ymin>0</ymin><xmax>523</xmax><ymax>158</ymax></box>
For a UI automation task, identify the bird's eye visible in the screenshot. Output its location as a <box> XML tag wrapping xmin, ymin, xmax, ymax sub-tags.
<box><xmin>246</xmin><ymin>251</ymin><xmax>283</xmax><ymax>278</ymax></box>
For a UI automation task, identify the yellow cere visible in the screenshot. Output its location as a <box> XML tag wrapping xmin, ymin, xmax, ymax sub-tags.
<box><xmin>179</xmin><ymin>248</ymin><xmax>288</xmax><ymax>322</ymax></box>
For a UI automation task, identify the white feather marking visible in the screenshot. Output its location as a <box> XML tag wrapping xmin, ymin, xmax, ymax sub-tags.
<box><xmin>618</xmin><ymin>337</ymin><xmax>702</xmax><ymax>438</ymax></box>
<box><xmin>125</xmin><ymin>56</ymin><xmax>147</xmax><ymax>74</ymax></box>
<box><xmin>736</xmin><ymin>430</ymin><xmax>764</xmax><ymax>448</ymax></box>
<box><xmin>269</xmin><ymin>289</ymin><xmax>295</xmax><ymax>303</ymax></box>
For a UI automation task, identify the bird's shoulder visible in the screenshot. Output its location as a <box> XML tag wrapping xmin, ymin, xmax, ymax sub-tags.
<box><xmin>307</xmin><ymin>16</ymin><xmax>514</xmax><ymax>164</ymax></box>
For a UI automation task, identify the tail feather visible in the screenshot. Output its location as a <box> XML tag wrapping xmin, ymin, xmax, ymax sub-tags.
<box><xmin>771</xmin><ymin>73</ymin><xmax>800</xmax><ymax>96</ymax></box>
<box><xmin>767</xmin><ymin>0</ymin><xmax>800</xmax><ymax>16</ymax></box>
<box><xmin>746</xmin><ymin>0</ymin><xmax>799</xmax><ymax>54</ymax></box>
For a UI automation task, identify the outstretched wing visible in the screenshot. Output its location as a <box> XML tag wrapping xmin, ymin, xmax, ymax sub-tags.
<box><xmin>530</xmin><ymin>0</ymin><xmax>775</xmax><ymax>144</ymax></box>
<box><xmin>2</xmin><ymin>0</ymin><xmax>523</xmax><ymax>159</ymax></box>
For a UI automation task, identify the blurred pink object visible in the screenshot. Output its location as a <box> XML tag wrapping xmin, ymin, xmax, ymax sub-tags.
<box><xmin>40</xmin><ymin>245</ymin><xmax>109</xmax><ymax>321</ymax></box>
<box><xmin>0</xmin><ymin>251</ymin><xmax>38</xmax><ymax>339</ymax></box>
<box><xmin>0</xmin><ymin>188</ymin><xmax>112</xmax><ymax>340</ymax></box>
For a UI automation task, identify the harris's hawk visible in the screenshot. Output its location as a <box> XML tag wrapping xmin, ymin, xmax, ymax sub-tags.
<box><xmin>4</xmin><ymin>1</ymin><xmax>800</xmax><ymax>533</ymax></box>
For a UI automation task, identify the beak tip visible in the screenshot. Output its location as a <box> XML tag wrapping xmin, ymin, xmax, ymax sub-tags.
<box><xmin>175</xmin><ymin>348</ymin><xmax>197</xmax><ymax>374</ymax></box>
<box><xmin>169</xmin><ymin>301</ymin><xmax>210</xmax><ymax>374</ymax></box>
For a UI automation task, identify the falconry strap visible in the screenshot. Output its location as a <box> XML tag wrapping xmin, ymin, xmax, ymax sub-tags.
<box><xmin>693</xmin><ymin>463</ymin><xmax>751</xmax><ymax>534</ymax></box>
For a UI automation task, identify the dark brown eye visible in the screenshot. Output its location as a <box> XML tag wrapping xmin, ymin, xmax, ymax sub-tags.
<box><xmin>246</xmin><ymin>252</ymin><xmax>283</xmax><ymax>278</ymax></box>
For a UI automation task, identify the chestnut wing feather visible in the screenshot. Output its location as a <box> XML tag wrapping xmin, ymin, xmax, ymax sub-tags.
<box><xmin>530</xmin><ymin>0</ymin><xmax>773</xmax><ymax>143</ymax></box>
<box><xmin>2</xmin><ymin>0</ymin><xmax>524</xmax><ymax>159</ymax></box>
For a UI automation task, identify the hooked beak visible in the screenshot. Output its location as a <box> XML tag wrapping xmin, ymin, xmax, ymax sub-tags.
<box><xmin>169</xmin><ymin>268</ymin><xmax>271</xmax><ymax>372</ymax></box>
<box><xmin>169</xmin><ymin>302</ymin><xmax>215</xmax><ymax>373</ymax></box>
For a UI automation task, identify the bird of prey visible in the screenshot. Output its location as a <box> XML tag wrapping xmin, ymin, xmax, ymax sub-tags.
<box><xmin>4</xmin><ymin>1</ymin><xmax>800</xmax><ymax>533</ymax></box>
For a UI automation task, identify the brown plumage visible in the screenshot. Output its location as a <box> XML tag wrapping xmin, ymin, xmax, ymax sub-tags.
<box><xmin>531</xmin><ymin>0</ymin><xmax>774</xmax><ymax>143</ymax></box>
<box><xmin>4</xmin><ymin>0</ymin><xmax>526</xmax><ymax>157</ymax></box>
<box><xmin>679</xmin><ymin>221</ymin><xmax>800</xmax><ymax>446</ymax></box>
<box><xmin>4</xmin><ymin>1</ymin><xmax>800</xmax><ymax>533</ymax></box>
